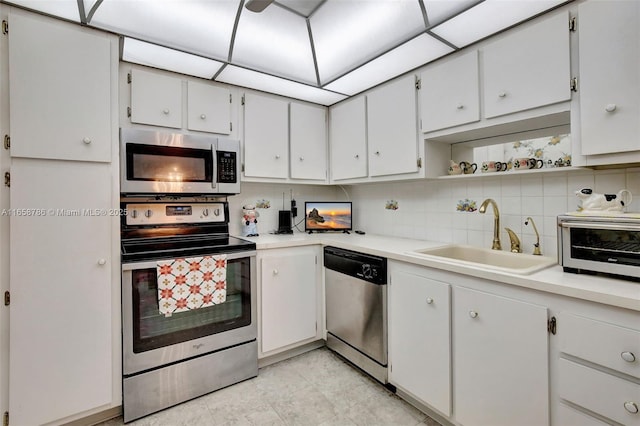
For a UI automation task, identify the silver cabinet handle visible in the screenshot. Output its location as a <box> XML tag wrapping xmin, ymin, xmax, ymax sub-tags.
<box><xmin>162</xmin><ymin>109</ymin><xmax>170</xmax><ymax>115</ymax></box>
<box><xmin>273</xmin><ymin>269</ymin><xmax>279</xmax><ymax>275</ymax></box>
<box><xmin>82</xmin><ymin>137</ymin><xmax>92</xmax><ymax>145</ymax></box>
<box><xmin>426</xmin><ymin>297</ymin><xmax>434</xmax><ymax>304</ymax></box>
<box><xmin>200</xmin><ymin>114</ymin><xmax>206</xmax><ymax>119</ymax></box>
<box><xmin>605</xmin><ymin>104</ymin><xmax>617</xmax><ymax>112</ymax></box>
<box><xmin>469</xmin><ymin>311</ymin><xmax>478</xmax><ymax>318</ymax></box>
<box><xmin>98</xmin><ymin>259</ymin><xmax>106</xmax><ymax>266</ymax></box>
<box><xmin>498</xmin><ymin>92</ymin><xmax>507</xmax><ymax>98</ymax></box>
<box><xmin>275</xmin><ymin>155</ymin><xmax>280</xmax><ymax>159</ymax></box>
<box><xmin>299</xmin><ymin>156</ymin><xmax>304</xmax><ymax>161</ymax></box>
<box><xmin>375</xmin><ymin>151</ymin><xmax>380</xmax><ymax>155</ymax></box>
<box><xmin>621</xmin><ymin>351</ymin><xmax>636</xmax><ymax>363</ymax></box>
<box><xmin>354</xmin><ymin>154</ymin><xmax>359</xmax><ymax>159</ymax></box>
<box><xmin>624</xmin><ymin>401</ymin><xmax>638</xmax><ymax>414</ymax></box>
<box><xmin>456</xmin><ymin>104</ymin><xmax>464</xmax><ymax>110</ymax></box>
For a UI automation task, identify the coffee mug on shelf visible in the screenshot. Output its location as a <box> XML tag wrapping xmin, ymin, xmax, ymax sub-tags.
<box><xmin>481</xmin><ymin>161</ymin><xmax>497</xmax><ymax>173</ymax></box>
<box><xmin>496</xmin><ymin>161</ymin><xmax>508</xmax><ymax>172</ymax></box>
<box><xmin>448</xmin><ymin>160</ymin><xmax>462</xmax><ymax>175</ymax></box>
<box><xmin>459</xmin><ymin>161</ymin><xmax>477</xmax><ymax>174</ymax></box>
<box><xmin>514</xmin><ymin>157</ymin><xmax>544</xmax><ymax>170</ymax></box>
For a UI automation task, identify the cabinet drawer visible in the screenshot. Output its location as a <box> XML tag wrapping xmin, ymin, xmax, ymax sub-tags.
<box><xmin>558</xmin><ymin>359</ymin><xmax>640</xmax><ymax>426</ymax></box>
<box><xmin>556</xmin><ymin>402</ymin><xmax>609</xmax><ymax>426</ymax></box>
<box><xmin>559</xmin><ymin>312</ymin><xmax>640</xmax><ymax>379</ymax></box>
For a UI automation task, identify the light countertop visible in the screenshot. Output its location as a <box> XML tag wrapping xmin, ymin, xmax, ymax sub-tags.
<box><xmin>240</xmin><ymin>232</ymin><xmax>640</xmax><ymax>312</ymax></box>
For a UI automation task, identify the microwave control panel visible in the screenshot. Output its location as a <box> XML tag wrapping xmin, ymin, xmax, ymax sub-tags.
<box><xmin>217</xmin><ymin>151</ymin><xmax>237</xmax><ymax>183</ymax></box>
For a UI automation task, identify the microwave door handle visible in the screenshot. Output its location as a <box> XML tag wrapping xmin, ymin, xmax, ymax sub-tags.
<box><xmin>211</xmin><ymin>144</ymin><xmax>217</xmax><ymax>189</ymax></box>
<box><xmin>560</xmin><ymin>221</ymin><xmax>640</xmax><ymax>231</ymax></box>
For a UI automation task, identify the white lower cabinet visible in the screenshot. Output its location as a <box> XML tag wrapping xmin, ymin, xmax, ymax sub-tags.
<box><xmin>389</xmin><ymin>263</ymin><xmax>451</xmax><ymax>416</ymax></box>
<box><xmin>453</xmin><ymin>286</ymin><xmax>549</xmax><ymax>426</ymax></box>
<box><xmin>259</xmin><ymin>246</ymin><xmax>321</xmax><ymax>355</ymax></box>
<box><xmin>557</xmin><ymin>311</ymin><xmax>640</xmax><ymax>425</ymax></box>
<box><xmin>9</xmin><ymin>159</ymin><xmax>113</xmax><ymax>425</ymax></box>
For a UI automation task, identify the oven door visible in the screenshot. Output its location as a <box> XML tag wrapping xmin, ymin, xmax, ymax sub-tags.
<box><xmin>122</xmin><ymin>251</ymin><xmax>256</xmax><ymax>375</ymax></box>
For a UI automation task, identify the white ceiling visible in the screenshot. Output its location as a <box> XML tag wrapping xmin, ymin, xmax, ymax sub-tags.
<box><xmin>5</xmin><ymin>0</ymin><xmax>569</xmax><ymax>106</ymax></box>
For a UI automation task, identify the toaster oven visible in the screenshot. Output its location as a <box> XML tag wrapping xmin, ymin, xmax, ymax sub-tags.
<box><xmin>558</xmin><ymin>214</ymin><xmax>640</xmax><ymax>280</ymax></box>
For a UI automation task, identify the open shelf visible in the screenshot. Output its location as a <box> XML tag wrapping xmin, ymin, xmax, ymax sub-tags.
<box><xmin>435</xmin><ymin>166</ymin><xmax>588</xmax><ymax>179</ymax></box>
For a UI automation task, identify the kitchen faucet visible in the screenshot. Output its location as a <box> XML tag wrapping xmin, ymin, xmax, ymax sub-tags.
<box><xmin>479</xmin><ymin>198</ymin><xmax>501</xmax><ymax>250</ymax></box>
<box><xmin>525</xmin><ymin>217</ymin><xmax>542</xmax><ymax>255</ymax></box>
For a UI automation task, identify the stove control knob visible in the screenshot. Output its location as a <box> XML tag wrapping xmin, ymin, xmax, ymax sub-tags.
<box><xmin>362</xmin><ymin>264</ymin><xmax>372</xmax><ymax>279</ymax></box>
<box><xmin>130</xmin><ymin>210</ymin><xmax>138</xmax><ymax>219</ymax></box>
<box><xmin>214</xmin><ymin>208</ymin><xmax>221</xmax><ymax>216</ymax></box>
<box><xmin>202</xmin><ymin>208</ymin><xmax>209</xmax><ymax>217</ymax></box>
<box><xmin>144</xmin><ymin>209</ymin><xmax>153</xmax><ymax>218</ymax></box>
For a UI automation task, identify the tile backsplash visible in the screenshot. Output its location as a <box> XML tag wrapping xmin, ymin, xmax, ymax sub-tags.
<box><xmin>235</xmin><ymin>168</ymin><xmax>640</xmax><ymax>258</ymax></box>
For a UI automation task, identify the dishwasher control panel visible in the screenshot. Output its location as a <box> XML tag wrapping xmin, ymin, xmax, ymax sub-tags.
<box><xmin>324</xmin><ymin>246</ymin><xmax>387</xmax><ymax>285</ymax></box>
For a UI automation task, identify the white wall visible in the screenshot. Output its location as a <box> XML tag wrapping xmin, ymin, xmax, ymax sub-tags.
<box><xmin>348</xmin><ymin>168</ymin><xmax>640</xmax><ymax>258</ymax></box>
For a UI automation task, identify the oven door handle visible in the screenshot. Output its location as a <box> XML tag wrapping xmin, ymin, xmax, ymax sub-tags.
<box><xmin>211</xmin><ymin>144</ymin><xmax>217</xmax><ymax>190</ymax></box>
<box><xmin>559</xmin><ymin>221</ymin><xmax>640</xmax><ymax>231</ymax></box>
<box><xmin>121</xmin><ymin>250</ymin><xmax>256</xmax><ymax>271</ymax></box>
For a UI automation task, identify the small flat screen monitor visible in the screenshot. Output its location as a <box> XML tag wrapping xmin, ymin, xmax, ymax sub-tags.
<box><xmin>305</xmin><ymin>202</ymin><xmax>352</xmax><ymax>233</ymax></box>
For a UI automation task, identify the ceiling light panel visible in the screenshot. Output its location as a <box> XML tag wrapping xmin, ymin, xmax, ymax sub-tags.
<box><xmin>5</xmin><ymin>0</ymin><xmax>81</xmax><ymax>21</ymax></box>
<box><xmin>89</xmin><ymin>0</ymin><xmax>239</xmax><ymax>61</ymax></box>
<box><xmin>423</xmin><ymin>0</ymin><xmax>478</xmax><ymax>27</ymax></box>
<box><xmin>233</xmin><ymin>5</ymin><xmax>317</xmax><ymax>85</ymax></box>
<box><xmin>123</xmin><ymin>38</ymin><xmax>224</xmax><ymax>79</ymax></box>
<box><xmin>431</xmin><ymin>0</ymin><xmax>567</xmax><ymax>48</ymax></box>
<box><xmin>217</xmin><ymin>65</ymin><xmax>347</xmax><ymax>105</ymax></box>
<box><xmin>324</xmin><ymin>33</ymin><xmax>453</xmax><ymax>96</ymax></box>
<box><xmin>311</xmin><ymin>0</ymin><xmax>427</xmax><ymax>84</ymax></box>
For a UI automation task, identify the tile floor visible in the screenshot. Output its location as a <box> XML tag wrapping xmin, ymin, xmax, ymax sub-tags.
<box><xmin>100</xmin><ymin>347</ymin><xmax>442</xmax><ymax>426</ymax></box>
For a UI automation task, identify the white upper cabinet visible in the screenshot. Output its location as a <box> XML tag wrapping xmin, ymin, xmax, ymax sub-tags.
<box><xmin>8</xmin><ymin>13</ymin><xmax>112</xmax><ymax>162</ymax></box>
<box><xmin>243</xmin><ymin>92</ymin><xmax>289</xmax><ymax>179</ymax></box>
<box><xmin>329</xmin><ymin>96</ymin><xmax>367</xmax><ymax>181</ymax></box>
<box><xmin>290</xmin><ymin>102</ymin><xmax>327</xmax><ymax>181</ymax></box>
<box><xmin>130</xmin><ymin>68</ymin><xmax>182</xmax><ymax>129</ymax></box>
<box><xmin>420</xmin><ymin>51</ymin><xmax>480</xmax><ymax>133</ymax></box>
<box><xmin>578</xmin><ymin>0</ymin><xmax>640</xmax><ymax>156</ymax></box>
<box><xmin>187</xmin><ymin>81</ymin><xmax>231</xmax><ymax>134</ymax></box>
<box><xmin>483</xmin><ymin>11</ymin><xmax>571</xmax><ymax>119</ymax></box>
<box><xmin>367</xmin><ymin>75</ymin><xmax>419</xmax><ymax>177</ymax></box>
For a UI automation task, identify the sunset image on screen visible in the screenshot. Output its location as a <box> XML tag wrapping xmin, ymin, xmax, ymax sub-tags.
<box><xmin>305</xmin><ymin>202</ymin><xmax>352</xmax><ymax>231</ymax></box>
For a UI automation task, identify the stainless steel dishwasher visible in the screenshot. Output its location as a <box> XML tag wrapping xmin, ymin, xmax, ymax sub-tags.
<box><xmin>324</xmin><ymin>246</ymin><xmax>388</xmax><ymax>383</ymax></box>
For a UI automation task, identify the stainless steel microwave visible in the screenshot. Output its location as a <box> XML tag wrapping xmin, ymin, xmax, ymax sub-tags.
<box><xmin>120</xmin><ymin>128</ymin><xmax>240</xmax><ymax>196</ymax></box>
<box><xmin>558</xmin><ymin>214</ymin><xmax>640</xmax><ymax>280</ymax></box>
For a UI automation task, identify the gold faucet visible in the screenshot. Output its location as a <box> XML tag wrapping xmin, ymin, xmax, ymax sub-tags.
<box><xmin>479</xmin><ymin>198</ymin><xmax>501</xmax><ymax>250</ymax></box>
<box><xmin>525</xmin><ymin>217</ymin><xmax>542</xmax><ymax>255</ymax></box>
<box><xmin>504</xmin><ymin>228</ymin><xmax>522</xmax><ymax>253</ymax></box>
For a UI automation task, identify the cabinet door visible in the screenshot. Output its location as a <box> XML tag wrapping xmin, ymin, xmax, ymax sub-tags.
<box><xmin>578</xmin><ymin>1</ymin><xmax>640</xmax><ymax>155</ymax></box>
<box><xmin>9</xmin><ymin>159</ymin><xmax>112</xmax><ymax>425</ymax></box>
<box><xmin>420</xmin><ymin>51</ymin><xmax>480</xmax><ymax>133</ymax></box>
<box><xmin>290</xmin><ymin>103</ymin><xmax>327</xmax><ymax>181</ymax></box>
<box><xmin>8</xmin><ymin>13</ymin><xmax>112</xmax><ymax>162</ymax></box>
<box><xmin>261</xmin><ymin>252</ymin><xmax>317</xmax><ymax>353</ymax></box>
<box><xmin>367</xmin><ymin>75</ymin><xmax>419</xmax><ymax>177</ymax></box>
<box><xmin>187</xmin><ymin>82</ymin><xmax>231</xmax><ymax>134</ymax></box>
<box><xmin>483</xmin><ymin>12</ymin><xmax>570</xmax><ymax>119</ymax></box>
<box><xmin>130</xmin><ymin>68</ymin><xmax>182</xmax><ymax>129</ymax></box>
<box><xmin>243</xmin><ymin>93</ymin><xmax>289</xmax><ymax>179</ymax></box>
<box><xmin>453</xmin><ymin>286</ymin><xmax>549</xmax><ymax>426</ymax></box>
<box><xmin>329</xmin><ymin>96</ymin><xmax>367</xmax><ymax>181</ymax></box>
<box><xmin>389</xmin><ymin>270</ymin><xmax>451</xmax><ymax>416</ymax></box>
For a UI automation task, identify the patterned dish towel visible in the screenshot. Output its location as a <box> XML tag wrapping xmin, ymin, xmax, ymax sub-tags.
<box><xmin>157</xmin><ymin>255</ymin><xmax>227</xmax><ymax>317</ymax></box>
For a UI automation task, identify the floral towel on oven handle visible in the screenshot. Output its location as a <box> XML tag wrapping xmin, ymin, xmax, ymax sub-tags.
<box><xmin>157</xmin><ymin>255</ymin><xmax>227</xmax><ymax>317</ymax></box>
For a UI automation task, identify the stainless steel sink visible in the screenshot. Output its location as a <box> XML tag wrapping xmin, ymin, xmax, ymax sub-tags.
<box><xmin>407</xmin><ymin>244</ymin><xmax>557</xmax><ymax>275</ymax></box>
